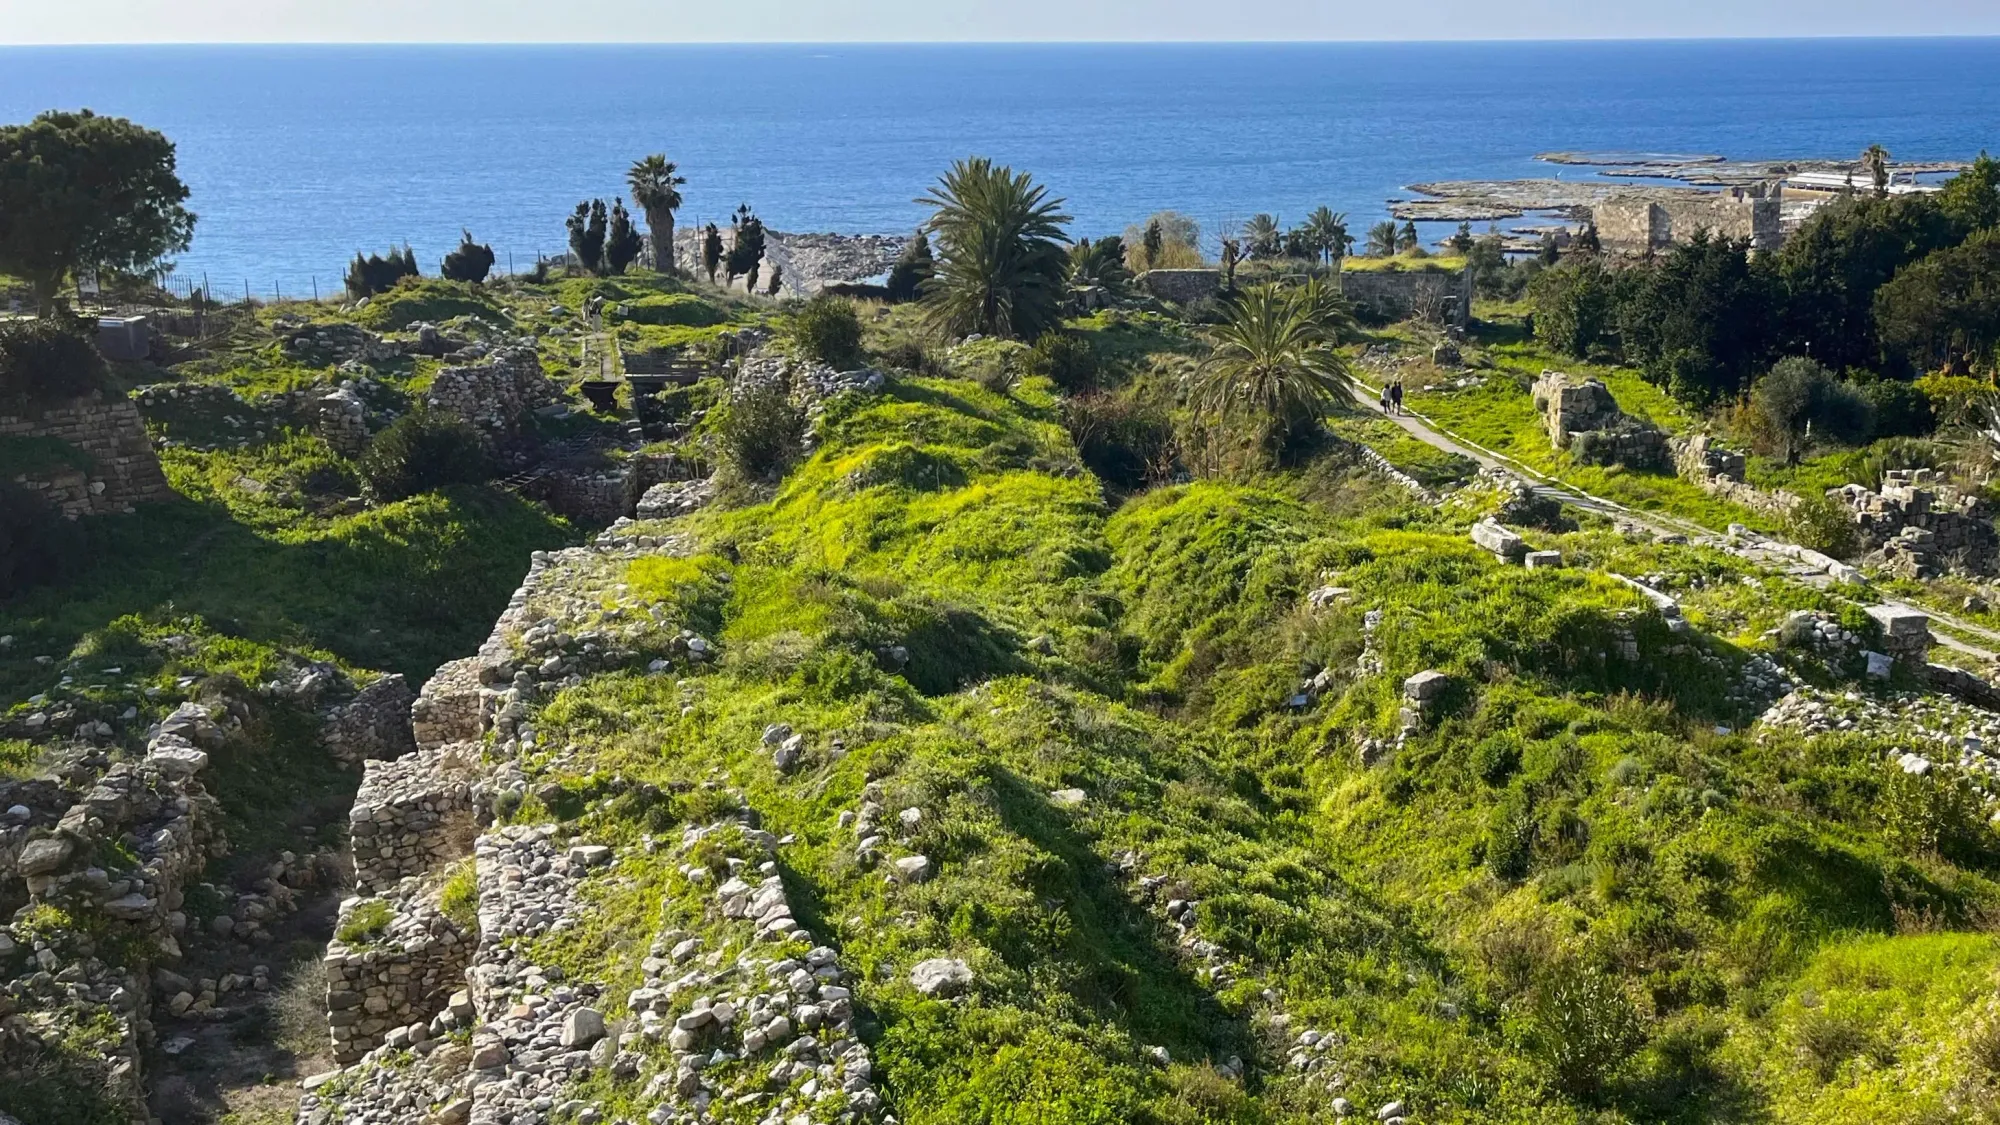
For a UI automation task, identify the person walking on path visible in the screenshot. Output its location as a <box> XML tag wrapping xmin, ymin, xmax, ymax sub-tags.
<box><xmin>1390</xmin><ymin>379</ymin><xmax>1405</xmax><ymax>416</ymax></box>
<box><xmin>1379</xmin><ymin>383</ymin><xmax>1391</xmax><ymax>413</ymax></box>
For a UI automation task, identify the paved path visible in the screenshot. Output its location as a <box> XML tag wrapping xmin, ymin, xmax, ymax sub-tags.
<box><xmin>1346</xmin><ymin>375</ymin><xmax>2000</xmax><ymax>663</ymax></box>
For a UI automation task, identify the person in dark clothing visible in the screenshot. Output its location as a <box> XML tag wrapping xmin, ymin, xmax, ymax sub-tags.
<box><xmin>1390</xmin><ymin>380</ymin><xmax>1404</xmax><ymax>415</ymax></box>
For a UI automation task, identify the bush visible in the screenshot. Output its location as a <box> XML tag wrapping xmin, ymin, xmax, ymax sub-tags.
<box><xmin>1528</xmin><ymin>969</ymin><xmax>1646</xmax><ymax>1098</ymax></box>
<box><xmin>1782</xmin><ymin>492</ymin><xmax>1861</xmax><ymax>559</ymax></box>
<box><xmin>439</xmin><ymin>230</ymin><xmax>495</xmax><ymax>284</ymax></box>
<box><xmin>345</xmin><ymin>245</ymin><xmax>418</xmax><ymax>299</ymax></box>
<box><xmin>1029</xmin><ymin>330</ymin><xmax>1099</xmax><ymax>392</ymax></box>
<box><xmin>715</xmin><ymin>380</ymin><xmax>805</xmax><ymax>480</ymax></box>
<box><xmin>0</xmin><ymin>481</ymin><xmax>84</xmax><ymax>597</ymax></box>
<box><xmin>1752</xmin><ymin>357</ymin><xmax>1874</xmax><ymax>463</ymax></box>
<box><xmin>0</xmin><ymin>316</ymin><xmax>108</xmax><ymax>402</ymax></box>
<box><xmin>1061</xmin><ymin>392</ymin><xmax>1175</xmax><ymax>491</ymax></box>
<box><xmin>1855</xmin><ymin>375</ymin><xmax>1935</xmax><ymax>437</ymax></box>
<box><xmin>790</xmin><ymin>294</ymin><xmax>864</xmax><ymax>368</ymax></box>
<box><xmin>357</xmin><ymin>410</ymin><xmax>489</xmax><ymax>501</ymax></box>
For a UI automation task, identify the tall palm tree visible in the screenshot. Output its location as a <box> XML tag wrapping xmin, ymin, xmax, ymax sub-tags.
<box><xmin>1242</xmin><ymin>214</ymin><xmax>1282</xmax><ymax>259</ymax></box>
<box><xmin>1188</xmin><ymin>282</ymin><xmax>1354</xmax><ymax>463</ymax></box>
<box><xmin>1861</xmin><ymin>144</ymin><xmax>1892</xmax><ymax>196</ymax></box>
<box><xmin>1366</xmin><ymin>221</ymin><xmax>1400</xmax><ymax>258</ymax></box>
<box><xmin>627</xmin><ymin>154</ymin><xmax>687</xmax><ymax>274</ymax></box>
<box><xmin>917</xmin><ymin>157</ymin><xmax>1072</xmax><ymax>340</ymax></box>
<box><xmin>1303</xmin><ymin>207</ymin><xmax>1349</xmax><ymax>266</ymax></box>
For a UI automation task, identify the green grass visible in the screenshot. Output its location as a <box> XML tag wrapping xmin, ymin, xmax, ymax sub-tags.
<box><xmin>1340</xmin><ymin>254</ymin><xmax>1470</xmax><ymax>273</ymax></box>
<box><xmin>0</xmin><ymin>433</ymin><xmax>92</xmax><ymax>477</ymax></box>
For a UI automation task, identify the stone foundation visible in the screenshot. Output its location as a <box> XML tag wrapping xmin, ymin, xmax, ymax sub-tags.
<box><xmin>321</xmin><ymin>674</ymin><xmax>418</xmax><ymax>767</ymax></box>
<box><xmin>1832</xmin><ymin>469</ymin><xmax>1997</xmax><ymax>578</ymax></box>
<box><xmin>1532</xmin><ymin>371</ymin><xmax>1668</xmax><ymax>470</ymax></box>
<box><xmin>426</xmin><ymin>348</ymin><xmax>557</xmax><ymax>435</ymax></box>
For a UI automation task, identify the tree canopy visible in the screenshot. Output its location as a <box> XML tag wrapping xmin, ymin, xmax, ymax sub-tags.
<box><xmin>0</xmin><ymin>110</ymin><xmax>195</xmax><ymax>313</ymax></box>
<box><xmin>917</xmin><ymin>157</ymin><xmax>1071</xmax><ymax>341</ymax></box>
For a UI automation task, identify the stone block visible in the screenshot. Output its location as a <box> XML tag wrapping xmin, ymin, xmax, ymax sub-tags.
<box><xmin>1523</xmin><ymin>551</ymin><xmax>1563</xmax><ymax>569</ymax></box>
<box><xmin>1403</xmin><ymin>670</ymin><xmax>1448</xmax><ymax>703</ymax></box>
<box><xmin>1471</xmin><ymin>519</ymin><xmax>1526</xmax><ymax>562</ymax></box>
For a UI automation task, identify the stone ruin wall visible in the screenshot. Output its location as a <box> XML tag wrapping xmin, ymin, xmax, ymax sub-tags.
<box><xmin>1</xmin><ymin>392</ymin><xmax>174</xmax><ymax>517</ymax></box>
<box><xmin>1338</xmin><ymin>267</ymin><xmax>1473</xmax><ymax>328</ymax></box>
<box><xmin>1142</xmin><ymin>269</ymin><xmax>1224</xmax><ymax>305</ymax></box>
<box><xmin>1671</xmin><ymin>433</ymin><xmax>1802</xmax><ymax>518</ymax></box>
<box><xmin>425</xmin><ymin>347</ymin><xmax>558</xmax><ymax>436</ymax></box>
<box><xmin>1832</xmin><ymin>469</ymin><xmax>1999</xmax><ymax>578</ymax></box>
<box><xmin>323</xmin><ymin>888</ymin><xmax>474</xmax><ymax>1064</ymax></box>
<box><xmin>1596</xmin><ymin>187</ymin><xmax>1784</xmax><ymax>256</ymax></box>
<box><xmin>347</xmin><ymin>743</ymin><xmax>481</xmax><ymax>894</ymax></box>
<box><xmin>1531</xmin><ymin>370</ymin><xmax>1668</xmax><ymax>469</ymax></box>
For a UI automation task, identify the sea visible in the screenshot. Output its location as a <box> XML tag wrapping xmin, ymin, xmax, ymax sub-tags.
<box><xmin>3</xmin><ymin>38</ymin><xmax>1999</xmax><ymax>296</ymax></box>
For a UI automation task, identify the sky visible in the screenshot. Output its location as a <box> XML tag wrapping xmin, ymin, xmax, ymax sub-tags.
<box><xmin>2</xmin><ymin>0</ymin><xmax>1999</xmax><ymax>44</ymax></box>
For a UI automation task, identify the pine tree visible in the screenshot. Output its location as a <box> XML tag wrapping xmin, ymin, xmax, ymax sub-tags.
<box><xmin>440</xmin><ymin>229</ymin><xmax>495</xmax><ymax>283</ymax></box>
<box><xmin>606</xmin><ymin>198</ymin><xmax>644</xmax><ymax>275</ymax></box>
<box><xmin>886</xmin><ymin>229</ymin><xmax>934</xmax><ymax>302</ymax></box>
<box><xmin>568</xmin><ymin>200</ymin><xmax>608</xmax><ymax>274</ymax></box>
<box><xmin>702</xmin><ymin>224</ymin><xmax>724</xmax><ymax>284</ymax></box>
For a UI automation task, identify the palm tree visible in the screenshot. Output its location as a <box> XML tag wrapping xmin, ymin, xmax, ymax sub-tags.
<box><xmin>1366</xmin><ymin>221</ymin><xmax>1400</xmax><ymax>258</ymax></box>
<box><xmin>1068</xmin><ymin>236</ymin><xmax>1134</xmax><ymax>297</ymax></box>
<box><xmin>1188</xmin><ymin>282</ymin><xmax>1354</xmax><ymax>463</ymax></box>
<box><xmin>1303</xmin><ymin>207</ymin><xmax>1349</xmax><ymax>266</ymax></box>
<box><xmin>627</xmin><ymin>154</ymin><xmax>687</xmax><ymax>274</ymax></box>
<box><xmin>917</xmin><ymin>157</ymin><xmax>1072</xmax><ymax>340</ymax></box>
<box><xmin>1862</xmin><ymin>144</ymin><xmax>1892</xmax><ymax>196</ymax></box>
<box><xmin>1242</xmin><ymin>214</ymin><xmax>1282</xmax><ymax>259</ymax></box>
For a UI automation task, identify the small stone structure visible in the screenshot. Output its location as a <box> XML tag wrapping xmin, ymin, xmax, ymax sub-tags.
<box><xmin>314</xmin><ymin>386</ymin><xmax>370</xmax><ymax>457</ymax></box>
<box><xmin>1142</xmin><ymin>269</ymin><xmax>1224</xmax><ymax>304</ymax></box>
<box><xmin>1863</xmin><ymin>604</ymin><xmax>1934</xmax><ymax>665</ymax></box>
<box><xmin>1531</xmin><ymin>371</ymin><xmax>1668</xmax><ymax>469</ymax></box>
<box><xmin>1830</xmin><ymin>469</ymin><xmax>1997</xmax><ymax>578</ymax></box>
<box><xmin>320</xmin><ymin>674</ymin><xmax>418</xmax><ymax>767</ymax></box>
<box><xmin>322</xmin><ymin>886</ymin><xmax>474</xmax><ymax>1065</ymax></box>
<box><xmin>425</xmin><ymin>347</ymin><xmax>557</xmax><ymax>435</ymax></box>
<box><xmin>635</xmin><ymin>477</ymin><xmax>716</xmax><ymax>520</ymax></box>
<box><xmin>1595</xmin><ymin>183</ymin><xmax>1784</xmax><ymax>255</ymax></box>
<box><xmin>1</xmin><ymin>391</ymin><xmax>174</xmax><ymax>516</ymax></box>
<box><xmin>347</xmin><ymin>743</ymin><xmax>480</xmax><ymax>893</ymax></box>
<box><xmin>1471</xmin><ymin>518</ymin><xmax>1527</xmax><ymax>562</ymax></box>
<box><xmin>1338</xmin><ymin>266</ymin><xmax>1473</xmax><ymax>327</ymax></box>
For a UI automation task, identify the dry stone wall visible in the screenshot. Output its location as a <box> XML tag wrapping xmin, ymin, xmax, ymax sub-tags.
<box><xmin>1338</xmin><ymin>266</ymin><xmax>1472</xmax><ymax>327</ymax></box>
<box><xmin>348</xmin><ymin>743</ymin><xmax>480</xmax><ymax>894</ymax></box>
<box><xmin>1</xmin><ymin>392</ymin><xmax>173</xmax><ymax>517</ymax></box>
<box><xmin>425</xmin><ymin>347</ymin><xmax>557</xmax><ymax>435</ymax></box>
<box><xmin>1831</xmin><ymin>469</ymin><xmax>1998</xmax><ymax>578</ymax></box>
<box><xmin>323</xmin><ymin>887</ymin><xmax>475</xmax><ymax>1065</ymax></box>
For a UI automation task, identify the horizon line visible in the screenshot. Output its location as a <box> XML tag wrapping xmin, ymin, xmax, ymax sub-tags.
<box><xmin>7</xmin><ymin>33</ymin><xmax>2000</xmax><ymax>48</ymax></box>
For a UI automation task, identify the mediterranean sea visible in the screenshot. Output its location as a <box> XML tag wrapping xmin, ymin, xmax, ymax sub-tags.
<box><xmin>3</xmin><ymin>38</ymin><xmax>1999</xmax><ymax>294</ymax></box>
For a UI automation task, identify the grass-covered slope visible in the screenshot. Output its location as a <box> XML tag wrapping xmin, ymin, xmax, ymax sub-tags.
<box><xmin>491</xmin><ymin>371</ymin><xmax>2000</xmax><ymax>1124</ymax></box>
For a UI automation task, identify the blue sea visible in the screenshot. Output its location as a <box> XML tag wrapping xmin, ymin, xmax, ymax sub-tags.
<box><xmin>3</xmin><ymin>39</ymin><xmax>1999</xmax><ymax>295</ymax></box>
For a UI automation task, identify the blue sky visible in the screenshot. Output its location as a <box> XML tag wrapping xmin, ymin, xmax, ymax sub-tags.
<box><xmin>2</xmin><ymin>0</ymin><xmax>1997</xmax><ymax>43</ymax></box>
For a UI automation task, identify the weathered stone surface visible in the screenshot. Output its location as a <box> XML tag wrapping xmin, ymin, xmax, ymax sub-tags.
<box><xmin>1523</xmin><ymin>550</ymin><xmax>1563</xmax><ymax>569</ymax></box>
<box><xmin>1532</xmin><ymin>370</ymin><xmax>1668</xmax><ymax>469</ymax></box>
<box><xmin>1403</xmin><ymin>671</ymin><xmax>1448</xmax><ymax>703</ymax></box>
<box><xmin>0</xmin><ymin>392</ymin><xmax>173</xmax><ymax>518</ymax></box>
<box><xmin>910</xmin><ymin>957</ymin><xmax>973</xmax><ymax>997</ymax></box>
<box><xmin>1471</xmin><ymin>519</ymin><xmax>1526</xmax><ymax>562</ymax></box>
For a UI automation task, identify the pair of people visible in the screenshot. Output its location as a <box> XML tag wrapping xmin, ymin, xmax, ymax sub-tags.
<box><xmin>1378</xmin><ymin>379</ymin><xmax>1405</xmax><ymax>416</ymax></box>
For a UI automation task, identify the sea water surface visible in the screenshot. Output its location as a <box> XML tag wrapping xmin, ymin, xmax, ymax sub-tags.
<box><xmin>2</xmin><ymin>39</ymin><xmax>1999</xmax><ymax>294</ymax></box>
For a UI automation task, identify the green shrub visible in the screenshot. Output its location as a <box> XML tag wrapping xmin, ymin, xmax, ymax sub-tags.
<box><xmin>335</xmin><ymin>898</ymin><xmax>394</xmax><ymax>945</ymax></box>
<box><xmin>353</xmin><ymin>278</ymin><xmax>505</xmax><ymax>331</ymax></box>
<box><xmin>1781</xmin><ymin>493</ymin><xmax>1861</xmax><ymax>559</ymax></box>
<box><xmin>345</xmin><ymin>245</ymin><xmax>418</xmax><ymax>298</ymax></box>
<box><xmin>1527</xmin><ymin>968</ymin><xmax>1646</xmax><ymax>1098</ymax></box>
<box><xmin>1061</xmin><ymin>392</ymin><xmax>1173</xmax><ymax>491</ymax></box>
<box><xmin>615</xmin><ymin>293</ymin><xmax>727</xmax><ymax>328</ymax></box>
<box><xmin>1029</xmin><ymin>330</ymin><xmax>1099</xmax><ymax>391</ymax></box>
<box><xmin>438</xmin><ymin>858</ymin><xmax>479</xmax><ymax>934</ymax></box>
<box><xmin>0</xmin><ymin>316</ymin><xmax>108</xmax><ymax>402</ymax></box>
<box><xmin>358</xmin><ymin>411</ymin><xmax>489</xmax><ymax>501</ymax></box>
<box><xmin>791</xmin><ymin>294</ymin><xmax>864</xmax><ymax>368</ymax></box>
<box><xmin>0</xmin><ymin>481</ymin><xmax>84</xmax><ymax>597</ymax></box>
<box><xmin>715</xmin><ymin>381</ymin><xmax>805</xmax><ymax>480</ymax></box>
<box><xmin>439</xmin><ymin>230</ymin><xmax>495</xmax><ymax>284</ymax></box>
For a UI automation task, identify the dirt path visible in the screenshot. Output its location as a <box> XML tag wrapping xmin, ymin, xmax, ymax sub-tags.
<box><xmin>1347</xmin><ymin>376</ymin><xmax>2000</xmax><ymax>663</ymax></box>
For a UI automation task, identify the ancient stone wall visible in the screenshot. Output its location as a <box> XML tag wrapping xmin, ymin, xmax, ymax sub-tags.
<box><xmin>425</xmin><ymin>348</ymin><xmax>557</xmax><ymax>435</ymax></box>
<box><xmin>1338</xmin><ymin>267</ymin><xmax>1472</xmax><ymax>328</ymax></box>
<box><xmin>0</xmin><ymin>392</ymin><xmax>173</xmax><ymax>517</ymax></box>
<box><xmin>1595</xmin><ymin>185</ymin><xmax>1784</xmax><ymax>255</ymax></box>
<box><xmin>1830</xmin><ymin>469</ymin><xmax>1998</xmax><ymax>578</ymax></box>
<box><xmin>1142</xmin><ymin>269</ymin><xmax>1224</xmax><ymax>304</ymax></box>
<box><xmin>348</xmin><ymin>744</ymin><xmax>480</xmax><ymax>893</ymax></box>
<box><xmin>1531</xmin><ymin>371</ymin><xmax>1668</xmax><ymax>469</ymax></box>
<box><xmin>323</xmin><ymin>888</ymin><xmax>474</xmax><ymax>1064</ymax></box>
<box><xmin>321</xmin><ymin>674</ymin><xmax>417</xmax><ymax>767</ymax></box>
